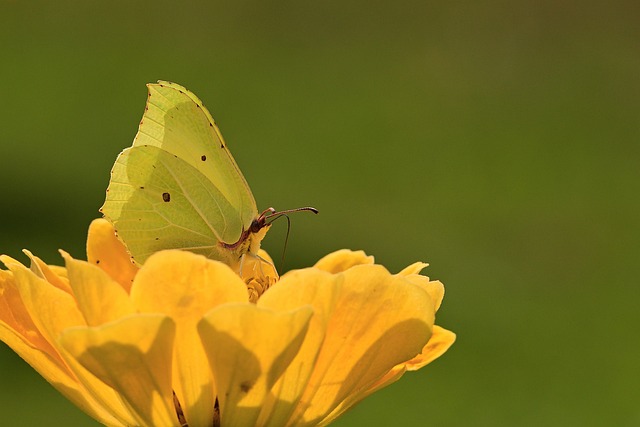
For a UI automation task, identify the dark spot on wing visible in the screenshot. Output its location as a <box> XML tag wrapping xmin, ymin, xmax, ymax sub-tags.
<box><xmin>163</xmin><ymin>192</ymin><xmax>171</xmax><ymax>202</ymax></box>
<box><xmin>239</xmin><ymin>381</ymin><xmax>252</xmax><ymax>393</ymax></box>
<box><xmin>139</xmin><ymin>186</ymin><xmax>144</xmax><ymax>189</ymax></box>
<box><xmin>201</xmin><ymin>155</ymin><xmax>207</xmax><ymax>161</ymax></box>
<box><xmin>95</xmin><ymin>259</ymin><xmax>100</xmax><ymax>264</ymax></box>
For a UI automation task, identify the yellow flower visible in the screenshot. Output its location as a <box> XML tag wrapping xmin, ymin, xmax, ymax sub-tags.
<box><xmin>0</xmin><ymin>219</ymin><xmax>455</xmax><ymax>427</ymax></box>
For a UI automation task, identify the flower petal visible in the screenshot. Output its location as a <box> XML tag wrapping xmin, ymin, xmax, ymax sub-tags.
<box><xmin>59</xmin><ymin>314</ymin><xmax>177</xmax><ymax>427</ymax></box>
<box><xmin>323</xmin><ymin>326</ymin><xmax>456</xmax><ymax>425</ymax></box>
<box><xmin>0</xmin><ymin>257</ymin><xmax>128</xmax><ymax>426</ymax></box>
<box><xmin>0</xmin><ymin>267</ymin><xmax>118</xmax><ymax>425</ymax></box>
<box><xmin>23</xmin><ymin>250</ymin><xmax>72</xmax><ymax>294</ymax></box>
<box><xmin>402</xmin><ymin>276</ymin><xmax>445</xmax><ymax>312</ymax></box>
<box><xmin>397</xmin><ymin>261</ymin><xmax>428</xmax><ymax>276</ymax></box>
<box><xmin>61</xmin><ymin>251</ymin><xmax>135</xmax><ymax>326</ymax></box>
<box><xmin>86</xmin><ymin>218</ymin><xmax>138</xmax><ymax>292</ymax></box>
<box><xmin>130</xmin><ymin>250</ymin><xmax>249</xmax><ymax>427</ymax></box>
<box><xmin>403</xmin><ymin>325</ymin><xmax>457</xmax><ymax>371</ymax></box>
<box><xmin>263</xmin><ymin>264</ymin><xmax>436</xmax><ymax>426</ymax></box>
<box><xmin>312</xmin><ymin>250</ymin><xmax>374</xmax><ymax>273</ymax></box>
<box><xmin>0</xmin><ymin>256</ymin><xmax>86</xmax><ymax>354</ymax></box>
<box><xmin>314</xmin><ymin>272</ymin><xmax>452</xmax><ymax>426</ymax></box>
<box><xmin>0</xmin><ymin>266</ymin><xmax>65</xmax><ymax>363</ymax></box>
<box><xmin>198</xmin><ymin>303</ymin><xmax>313</xmax><ymax>427</ymax></box>
<box><xmin>256</xmin><ymin>269</ymin><xmax>339</xmax><ymax>426</ymax></box>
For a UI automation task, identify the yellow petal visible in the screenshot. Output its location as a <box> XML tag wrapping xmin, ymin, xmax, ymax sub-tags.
<box><xmin>23</xmin><ymin>250</ymin><xmax>72</xmax><ymax>294</ymax></box>
<box><xmin>395</xmin><ymin>261</ymin><xmax>446</xmax><ymax>311</ymax></box>
<box><xmin>257</xmin><ymin>269</ymin><xmax>339</xmax><ymax>426</ymax></box>
<box><xmin>326</xmin><ymin>325</ymin><xmax>457</xmax><ymax>425</ymax></box>
<box><xmin>60</xmin><ymin>314</ymin><xmax>177</xmax><ymax>427</ymax></box>
<box><xmin>285</xmin><ymin>265</ymin><xmax>435</xmax><ymax>426</ymax></box>
<box><xmin>402</xmin><ymin>275</ymin><xmax>445</xmax><ymax>312</ymax></box>
<box><xmin>312</xmin><ymin>249</ymin><xmax>374</xmax><ymax>273</ymax></box>
<box><xmin>404</xmin><ymin>325</ymin><xmax>457</xmax><ymax>371</ymax></box>
<box><xmin>0</xmin><ymin>266</ymin><xmax>64</xmax><ymax>361</ymax></box>
<box><xmin>315</xmin><ymin>276</ymin><xmax>454</xmax><ymax>426</ymax></box>
<box><xmin>62</xmin><ymin>252</ymin><xmax>135</xmax><ymax>326</ymax></box>
<box><xmin>318</xmin><ymin>365</ymin><xmax>408</xmax><ymax>427</ymax></box>
<box><xmin>0</xmin><ymin>258</ymin><xmax>126</xmax><ymax>426</ymax></box>
<box><xmin>0</xmin><ymin>255</ymin><xmax>86</xmax><ymax>353</ymax></box>
<box><xmin>49</xmin><ymin>265</ymin><xmax>69</xmax><ymax>279</ymax></box>
<box><xmin>130</xmin><ymin>250</ymin><xmax>249</xmax><ymax>427</ymax></box>
<box><xmin>86</xmin><ymin>218</ymin><xmax>138</xmax><ymax>292</ymax></box>
<box><xmin>318</xmin><ymin>324</ymin><xmax>459</xmax><ymax>427</ymax></box>
<box><xmin>397</xmin><ymin>261</ymin><xmax>428</xmax><ymax>276</ymax></box>
<box><xmin>198</xmin><ymin>303</ymin><xmax>313</xmax><ymax>427</ymax></box>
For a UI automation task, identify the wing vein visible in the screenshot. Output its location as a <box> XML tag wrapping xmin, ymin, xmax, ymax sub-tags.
<box><xmin>159</xmin><ymin>156</ymin><xmax>228</xmax><ymax>242</ymax></box>
<box><xmin>148</xmin><ymin>89</ymin><xmax>175</xmax><ymax>113</ymax></box>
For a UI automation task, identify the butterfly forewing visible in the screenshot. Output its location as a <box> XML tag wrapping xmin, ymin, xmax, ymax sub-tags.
<box><xmin>134</xmin><ymin>81</ymin><xmax>258</xmax><ymax>231</ymax></box>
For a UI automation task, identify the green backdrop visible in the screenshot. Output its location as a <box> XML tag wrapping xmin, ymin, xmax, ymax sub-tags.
<box><xmin>1</xmin><ymin>1</ymin><xmax>638</xmax><ymax>426</ymax></box>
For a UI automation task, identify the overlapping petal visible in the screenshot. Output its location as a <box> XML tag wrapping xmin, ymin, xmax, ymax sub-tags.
<box><xmin>0</xmin><ymin>266</ymin><xmax>107</xmax><ymax>422</ymax></box>
<box><xmin>0</xmin><ymin>254</ymin><xmax>131</xmax><ymax>426</ymax></box>
<box><xmin>1</xmin><ymin>219</ymin><xmax>454</xmax><ymax>427</ymax></box>
<box><xmin>62</xmin><ymin>252</ymin><xmax>135</xmax><ymax>326</ymax></box>
<box><xmin>199</xmin><ymin>304</ymin><xmax>313</xmax><ymax>427</ymax></box>
<box><xmin>312</xmin><ymin>249</ymin><xmax>374</xmax><ymax>273</ymax></box>
<box><xmin>271</xmin><ymin>265</ymin><xmax>435</xmax><ymax>426</ymax></box>
<box><xmin>60</xmin><ymin>314</ymin><xmax>177</xmax><ymax>427</ymax></box>
<box><xmin>86</xmin><ymin>217</ymin><xmax>138</xmax><ymax>292</ymax></box>
<box><xmin>131</xmin><ymin>250</ymin><xmax>250</xmax><ymax>426</ymax></box>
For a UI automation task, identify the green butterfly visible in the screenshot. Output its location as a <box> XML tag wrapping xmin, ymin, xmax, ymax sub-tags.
<box><xmin>101</xmin><ymin>81</ymin><xmax>316</xmax><ymax>267</ymax></box>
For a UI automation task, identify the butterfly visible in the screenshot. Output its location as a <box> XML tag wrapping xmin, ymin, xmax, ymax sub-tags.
<box><xmin>100</xmin><ymin>81</ymin><xmax>316</xmax><ymax>269</ymax></box>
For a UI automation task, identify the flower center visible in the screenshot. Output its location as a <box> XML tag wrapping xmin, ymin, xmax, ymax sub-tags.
<box><xmin>245</xmin><ymin>273</ymin><xmax>277</xmax><ymax>303</ymax></box>
<box><xmin>173</xmin><ymin>393</ymin><xmax>221</xmax><ymax>427</ymax></box>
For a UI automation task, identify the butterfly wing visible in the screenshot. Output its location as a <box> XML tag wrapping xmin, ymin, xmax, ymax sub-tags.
<box><xmin>101</xmin><ymin>82</ymin><xmax>259</xmax><ymax>265</ymax></box>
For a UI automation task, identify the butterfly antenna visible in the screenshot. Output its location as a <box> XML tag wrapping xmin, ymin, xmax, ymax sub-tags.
<box><xmin>264</xmin><ymin>206</ymin><xmax>318</xmax><ymax>224</ymax></box>
<box><xmin>281</xmin><ymin>214</ymin><xmax>292</xmax><ymax>265</ymax></box>
<box><xmin>261</xmin><ymin>206</ymin><xmax>318</xmax><ymax>266</ymax></box>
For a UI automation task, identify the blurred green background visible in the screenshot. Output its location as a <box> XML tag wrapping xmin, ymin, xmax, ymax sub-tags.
<box><xmin>1</xmin><ymin>1</ymin><xmax>639</xmax><ymax>426</ymax></box>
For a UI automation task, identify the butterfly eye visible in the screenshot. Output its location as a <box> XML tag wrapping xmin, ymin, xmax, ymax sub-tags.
<box><xmin>249</xmin><ymin>218</ymin><xmax>264</xmax><ymax>233</ymax></box>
